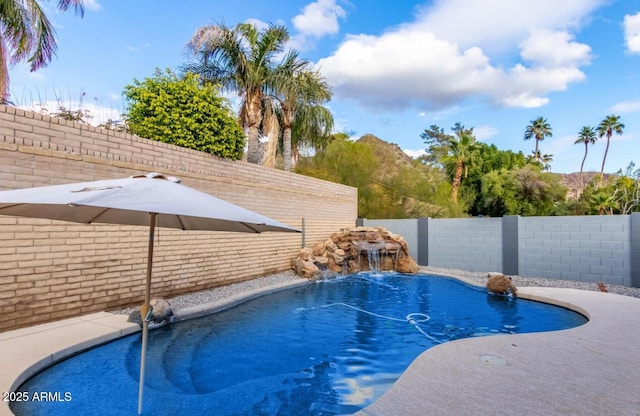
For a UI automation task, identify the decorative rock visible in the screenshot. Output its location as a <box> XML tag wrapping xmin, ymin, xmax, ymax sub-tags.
<box><xmin>292</xmin><ymin>226</ymin><xmax>420</xmax><ymax>279</ymax></box>
<box><xmin>486</xmin><ymin>274</ymin><xmax>518</xmax><ymax>296</ymax></box>
<box><xmin>396</xmin><ymin>255</ymin><xmax>419</xmax><ymax>274</ymax></box>
<box><xmin>128</xmin><ymin>297</ymin><xmax>175</xmax><ymax>328</ymax></box>
<box><xmin>312</xmin><ymin>241</ymin><xmax>326</xmax><ymax>256</ymax></box>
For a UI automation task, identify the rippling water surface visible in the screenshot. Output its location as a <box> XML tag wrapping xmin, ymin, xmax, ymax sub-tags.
<box><xmin>12</xmin><ymin>273</ymin><xmax>587</xmax><ymax>416</ymax></box>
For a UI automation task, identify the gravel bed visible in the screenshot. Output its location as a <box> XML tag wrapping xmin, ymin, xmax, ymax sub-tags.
<box><xmin>114</xmin><ymin>270</ymin><xmax>304</xmax><ymax>315</ymax></box>
<box><xmin>115</xmin><ymin>267</ymin><xmax>640</xmax><ymax>317</ymax></box>
<box><xmin>419</xmin><ymin>266</ymin><xmax>640</xmax><ymax>298</ymax></box>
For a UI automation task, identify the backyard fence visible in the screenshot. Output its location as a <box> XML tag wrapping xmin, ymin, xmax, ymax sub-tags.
<box><xmin>360</xmin><ymin>214</ymin><xmax>640</xmax><ymax>288</ymax></box>
<box><xmin>0</xmin><ymin>105</ymin><xmax>358</xmax><ymax>331</ymax></box>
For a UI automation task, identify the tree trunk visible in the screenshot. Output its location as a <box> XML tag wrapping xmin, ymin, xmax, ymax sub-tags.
<box><xmin>245</xmin><ymin>94</ymin><xmax>263</xmax><ymax>164</ymax></box>
<box><xmin>451</xmin><ymin>161</ymin><xmax>463</xmax><ymax>203</ymax></box>
<box><xmin>283</xmin><ymin>127</ymin><xmax>292</xmax><ymax>171</ymax></box>
<box><xmin>246</xmin><ymin>125</ymin><xmax>260</xmax><ymax>164</ymax></box>
<box><xmin>600</xmin><ymin>135</ymin><xmax>611</xmax><ymax>183</ymax></box>
<box><xmin>579</xmin><ymin>142</ymin><xmax>588</xmax><ymax>191</ymax></box>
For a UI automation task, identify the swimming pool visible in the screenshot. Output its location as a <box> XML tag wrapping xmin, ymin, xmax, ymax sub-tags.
<box><xmin>11</xmin><ymin>273</ymin><xmax>587</xmax><ymax>415</ymax></box>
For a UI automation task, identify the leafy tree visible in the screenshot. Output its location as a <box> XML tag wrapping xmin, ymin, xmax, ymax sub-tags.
<box><xmin>524</xmin><ymin>116</ymin><xmax>552</xmax><ymax>161</ymax></box>
<box><xmin>296</xmin><ymin>136</ymin><xmax>457</xmax><ymax>218</ymax></box>
<box><xmin>422</xmin><ymin>123</ymin><xmax>528</xmax><ymax>216</ymax></box>
<box><xmin>123</xmin><ymin>68</ymin><xmax>244</xmax><ymax>159</ymax></box>
<box><xmin>289</xmin><ymin>104</ymin><xmax>334</xmax><ymax>166</ymax></box>
<box><xmin>611</xmin><ymin>162</ymin><xmax>640</xmax><ymax>214</ymax></box>
<box><xmin>0</xmin><ymin>0</ymin><xmax>84</xmax><ymax>101</ymax></box>
<box><xmin>441</xmin><ymin>124</ymin><xmax>480</xmax><ymax>204</ymax></box>
<box><xmin>186</xmin><ymin>22</ymin><xmax>290</xmax><ymax>164</ymax></box>
<box><xmin>481</xmin><ymin>165</ymin><xmax>566</xmax><ymax>216</ymax></box>
<box><xmin>574</xmin><ymin>126</ymin><xmax>597</xmax><ymax>189</ymax></box>
<box><xmin>527</xmin><ymin>150</ymin><xmax>554</xmax><ymax>171</ymax></box>
<box><xmin>597</xmin><ymin>114</ymin><xmax>625</xmax><ymax>182</ymax></box>
<box><xmin>590</xmin><ymin>190</ymin><xmax>618</xmax><ymax>215</ymax></box>
<box><xmin>269</xmin><ymin>53</ymin><xmax>333</xmax><ymax>171</ymax></box>
<box><xmin>420</xmin><ymin>124</ymin><xmax>452</xmax><ymax>166</ymax></box>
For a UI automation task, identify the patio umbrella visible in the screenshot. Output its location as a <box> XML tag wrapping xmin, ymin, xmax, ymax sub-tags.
<box><xmin>0</xmin><ymin>172</ymin><xmax>300</xmax><ymax>415</ymax></box>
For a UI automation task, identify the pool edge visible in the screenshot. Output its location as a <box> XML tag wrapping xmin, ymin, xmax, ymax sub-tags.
<box><xmin>0</xmin><ymin>279</ymin><xmax>310</xmax><ymax>416</ymax></box>
<box><xmin>4</xmin><ymin>275</ymin><xmax>638</xmax><ymax>416</ymax></box>
<box><xmin>356</xmin><ymin>285</ymin><xmax>640</xmax><ymax>416</ymax></box>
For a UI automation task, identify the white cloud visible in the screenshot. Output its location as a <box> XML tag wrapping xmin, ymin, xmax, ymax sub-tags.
<box><xmin>473</xmin><ymin>125</ymin><xmax>497</xmax><ymax>141</ymax></box>
<box><xmin>609</xmin><ymin>99</ymin><xmax>640</xmax><ymax>114</ymax></box>
<box><xmin>293</xmin><ymin>0</ymin><xmax>345</xmax><ymax>37</ymax></box>
<box><xmin>414</xmin><ymin>0</ymin><xmax>604</xmax><ymax>52</ymax></box>
<box><xmin>403</xmin><ymin>148</ymin><xmax>426</xmax><ymax>159</ymax></box>
<box><xmin>83</xmin><ymin>0</ymin><xmax>102</xmax><ymax>12</ymax></box>
<box><xmin>291</xmin><ymin>0</ymin><xmax>346</xmax><ymax>50</ymax></box>
<box><xmin>624</xmin><ymin>12</ymin><xmax>640</xmax><ymax>54</ymax></box>
<box><xmin>317</xmin><ymin>1</ymin><xmax>597</xmax><ymax>111</ymax></box>
<box><xmin>245</xmin><ymin>18</ymin><xmax>270</xmax><ymax>31</ymax></box>
<box><xmin>519</xmin><ymin>30</ymin><xmax>592</xmax><ymax>67</ymax></box>
<box><xmin>126</xmin><ymin>42</ymin><xmax>151</xmax><ymax>52</ymax></box>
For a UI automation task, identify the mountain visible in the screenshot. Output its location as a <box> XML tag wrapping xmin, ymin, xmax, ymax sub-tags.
<box><xmin>557</xmin><ymin>172</ymin><xmax>612</xmax><ymax>200</ymax></box>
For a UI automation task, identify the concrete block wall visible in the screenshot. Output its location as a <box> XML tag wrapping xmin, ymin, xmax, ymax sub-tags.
<box><xmin>358</xmin><ymin>219</ymin><xmax>419</xmax><ymax>259</ymax></box>
<box><xmin>0</xmin><ymin>105</ymin><xmax>358</xmax><ymax>331</ymax></box>
<box><xmin>518</xmin><ymin>215</ymin><xmax>631</xmax><ymax>286</ymax></box>
<box><xmin>362</xmin><ymin>214</ymin><xmax>639</xmax><ymax>288</ymax></box>
<box><xmin>424</xmin><ymin>218</ymin><xmax>503</xmax><ymax>272</ymax></box>
<box><xmin>362</xmin><ymin>217</ymin><xmax>503</xmax><ymax>272</ymax></box>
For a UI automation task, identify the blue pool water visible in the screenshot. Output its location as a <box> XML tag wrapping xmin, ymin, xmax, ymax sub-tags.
<box><xmin>11</xmin><ymin>273</ymin><xmax>587</xmax><ymax>416</ymax></box>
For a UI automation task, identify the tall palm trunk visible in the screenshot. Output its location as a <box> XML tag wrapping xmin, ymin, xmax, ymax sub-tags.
<box><xmin>245</xmin><ymin>94</ymin><xmax>262</xmax><ymax>164</ymax></box>
<box><xmin>451</xmin><ymin>161</ymin><xmax>463</xmax><ymax>204</ymax></box>
<box><xmin>283</xmin><ymin>127</ymin><xmax>293</xmax><ymax>171</ymax></box>
<box><xmin>282</xmin><ymin>105</ymin><xmax>294</xmax><ymax>171</ymax></box>
<box><xmin>600</xmin><ymin>135</ymin><xmax>611</xmax><ymax>184</ymax></box>
<box><xmin>579</xmin><ymin>141</ymin><xmax>588</xmax><ymax>189</ymax></box>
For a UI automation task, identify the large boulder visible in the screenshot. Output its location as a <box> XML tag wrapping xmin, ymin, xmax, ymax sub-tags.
<box><xmin>292</xmin><ymin>226</ymin><xmax>419</xmax><ymax>279</ymax></box>
<box><xmin>486</xmin><ymin>274</ymin><xmax>518</xmax><ymax>296</ymax></box>
<box><xmin>396</xmin><ymin>255</ymin><xmax>419</xmax><ymax>274</ymax></box>
<box><xmin>128</xmin><ymin>297</ymin><xmax>175</xmax><ymax>328</ymax></box>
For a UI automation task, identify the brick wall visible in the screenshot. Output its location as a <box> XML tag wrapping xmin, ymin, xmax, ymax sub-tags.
<box><xmin>0</xmin><ymin>105</ymin><xmax>358</xmax><ymax>331</ymax></box>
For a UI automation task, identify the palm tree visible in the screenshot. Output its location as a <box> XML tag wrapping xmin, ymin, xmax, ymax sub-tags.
<box><xmin>590</xmin><ymin>191</ymin><xmax>618</xmax><ymax>215</ymax></box>
<box><xmin>597</xmin><ymin>114</ymin><xmax>625</xmax><ymax>182</ymax></box>
<box><xmin>574</xmin><ymin>126</ymin><xmax>597</xmax><ymax>189</ymax></box>
<box><xmin>524</xmin><ymin>117</ymin><xmax>552</xmax><ymax>161</ymax></box>
<box><xmin>270</xmin><ymin>53</ymin><xmax>333</xmax><ymax>171</ymax></box>
<box><xmin>290</xmin><ymin>105</ymin><xmax>334</xmax><ymax>168</ymax></box>
<box><xmin>443</xmin><ymin>125</ymin><xmax>480</xmax><ymax>204</ymax></box>
<box><xmin>186</xmin><ymin>22</ymin><xmax>289</xmax><ymax>164</ymax></box>
<box><xmin>0</xmin><ymin>0</ymin><xmax>85</xmax><ymax>102</ymax></box>
<box><xmin>527</xmin><ymin>150</ymin><xmax>553</xmax><ymax>171</ymax></box>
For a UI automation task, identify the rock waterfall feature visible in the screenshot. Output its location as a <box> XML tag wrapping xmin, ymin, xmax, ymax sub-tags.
<box><xmin>294</xmin><ymin>226</ymin><xmax>419</xmax><ymax>280</ymax></box>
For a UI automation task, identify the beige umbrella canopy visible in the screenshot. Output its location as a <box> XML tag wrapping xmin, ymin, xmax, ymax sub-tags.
<box><xmin>0</xmin><ymin>172</ymin><xmax>300</xmax><ymax>415</ymax></box>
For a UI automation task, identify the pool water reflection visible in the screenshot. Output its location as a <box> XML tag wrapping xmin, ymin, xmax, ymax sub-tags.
<box><xmin>11</xmin><ymin>273</ymin><xmax>587</xmax><ymax>416</ymax></box>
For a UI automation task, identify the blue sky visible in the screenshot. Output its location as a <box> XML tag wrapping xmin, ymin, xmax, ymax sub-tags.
<box><xmin>8</xmin><ymin>0</ymin><xmax>640</xmax><ymax>173</ymax></box>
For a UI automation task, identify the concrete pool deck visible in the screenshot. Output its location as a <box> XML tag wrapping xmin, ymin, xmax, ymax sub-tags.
<box><xmin>1</xmin><ymin>282</ymin><xmax>639</xmax><ymax>415</ymax></box>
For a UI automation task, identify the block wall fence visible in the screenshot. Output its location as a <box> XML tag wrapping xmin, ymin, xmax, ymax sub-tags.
<box><xmin>0</xmin><ymin>105</ymin><xmax>358</xmax><ymax>332</ymax></box>
<box><xmin>362</xmin><ymin>214</ymin><xmax>640</xmax><ymax>288</ymax></box>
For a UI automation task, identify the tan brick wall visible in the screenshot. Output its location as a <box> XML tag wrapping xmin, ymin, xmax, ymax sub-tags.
<box><xmin>0</xmin><ymin>105</ymin><xmax>357</xmax><ymax>331</ymax></box>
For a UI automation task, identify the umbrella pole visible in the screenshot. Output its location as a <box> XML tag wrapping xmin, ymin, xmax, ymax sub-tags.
<box><xmin>138</xmin><ymin>212</ymin><xmax>157</xmax><ymax>415</ymax></box>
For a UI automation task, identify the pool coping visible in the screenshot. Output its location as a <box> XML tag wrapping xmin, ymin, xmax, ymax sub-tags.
<box><xmin>1</xmin><ymin>275</ymin><xmax>639</xmax><ymax>415</ymax></box>
<box><xmin>0</xmin><ymin>279</ymin><xmax>308</xmax><ymax>416</ymax></box>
